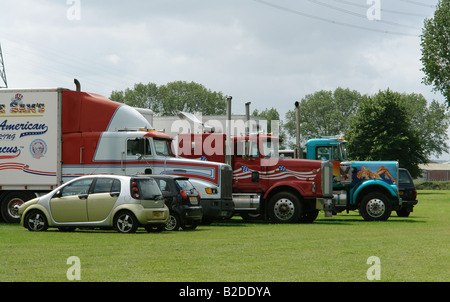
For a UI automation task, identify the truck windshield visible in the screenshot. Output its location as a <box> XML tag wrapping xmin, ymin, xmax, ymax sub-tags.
<box><xmin>340</xmin><ymin>143</ymin><xmax>348</xmax><ymax>161</ymax></box>
<box><xmin>154</xmin><ymin>138</ymin><xmax>175</xmax><ymax>157</ymax></box>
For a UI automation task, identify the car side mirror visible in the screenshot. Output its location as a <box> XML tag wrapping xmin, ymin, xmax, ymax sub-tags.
<box><xmin>53</xmin><ymin>190</ymin><xmax>62</xmax><ymax>198</ymax></box>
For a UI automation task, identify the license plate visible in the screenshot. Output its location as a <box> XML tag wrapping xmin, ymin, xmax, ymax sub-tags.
<box><xmin>153</xmin><ymin>211</ymin><xmax>164</xmax><ymax>218</ymax></box>
<box><xmin>189</xmin><ymin>196</ymin><xmax>198</xmax><ymax>204</ymax></box>
<box><xmin>399</xmin><ymin>191</ymin><xmax>404</xmax><ymax>196</ymax></box>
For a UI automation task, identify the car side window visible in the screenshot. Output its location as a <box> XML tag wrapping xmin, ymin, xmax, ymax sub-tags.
<box><xmin>158</xmin><ymin>180</ymin><xmax>168</xmax><ymax>192</ymax></box>
<box><xmin>61</xmin><ymin>178</ymin><xmax>93</xmax><ymax>197</ymax></box>
<box><xmin>92</xmin><ymin>178</ymin><xmax>121</xmax><ymax>194</ymax></box>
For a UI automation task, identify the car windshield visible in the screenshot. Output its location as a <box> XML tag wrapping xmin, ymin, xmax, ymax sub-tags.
<box><xmin>136</xmin><ymin>178</ymin><xmax>163</xmax><ymax>199</ymax></box>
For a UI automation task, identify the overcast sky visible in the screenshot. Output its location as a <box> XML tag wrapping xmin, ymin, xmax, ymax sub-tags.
<box><xmin>0</xmin><ymin>0</ymin><xmax>446</xmax><ymax>157</ymax></box>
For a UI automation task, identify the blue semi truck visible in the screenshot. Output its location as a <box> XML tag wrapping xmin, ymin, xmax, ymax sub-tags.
<box><xmin>305</xmin><ymin>137</ymin><xmax>414</xmax><ymax>221</ymax></box>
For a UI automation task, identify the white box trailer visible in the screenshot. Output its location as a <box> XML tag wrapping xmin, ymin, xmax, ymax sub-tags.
<box><xmin>0</xmin><ymin>88</ymin><xmax>62</xmax><ymax>189</ymax></box>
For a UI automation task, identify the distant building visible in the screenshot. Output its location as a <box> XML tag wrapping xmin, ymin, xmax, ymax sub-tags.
<box><xmin>418</xmin><ymin>162</ymin><xmax>450</xmax><ymax>181</ymax></box>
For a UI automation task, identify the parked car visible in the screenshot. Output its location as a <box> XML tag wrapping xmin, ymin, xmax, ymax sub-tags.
<box><xmin>19</xmin><ymin>175</ymin><xmax>169</xmax><ymax>233</ymax></box>
<box><xmin>397</xmin><ymin>168</ymin><xmax>418</xmax><ymax>217</ymax></box>
<box><xmin>150</xmin><ymin>175</ymin><xmax>203</xmax><ymax>231</ymax></box>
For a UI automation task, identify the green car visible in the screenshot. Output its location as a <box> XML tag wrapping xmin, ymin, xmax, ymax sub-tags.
<box><xmin>19</xmin><ymin>175</ymin><xmax>169</xmax><ymax>233</ymax></box>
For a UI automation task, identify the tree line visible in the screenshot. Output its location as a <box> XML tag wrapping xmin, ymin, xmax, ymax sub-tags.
<box><xmin>110</xmin><ymin>83</ymin><xmax>449</xmax><ymax>178</ymax></box>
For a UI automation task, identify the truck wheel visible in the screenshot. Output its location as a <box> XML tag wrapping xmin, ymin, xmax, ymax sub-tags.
<box><xmin>359</xmin><ymin>192</ymin><xmax>392</xmax><ymax>221</ymax></box>
<box><xmin>268</xmin><ymin>192</ymin><xmax>302</xmax><ymax>223</ymax></box>
<box><xmin>1</xmin><ymin>191</ymin><xmax>36</xmax><ymax>223</ymax></box>
<box><xmin>299</xmin><ymin>209</ymin><xmax>319</xmax><ymax>223</ymax></box>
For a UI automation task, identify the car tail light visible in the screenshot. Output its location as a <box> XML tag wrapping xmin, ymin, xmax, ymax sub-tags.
<box><xmin>180</xmin><ymin>189</ymin><xmax>188</xmax><ymax>200</ymax></box>
<box><xmin>131</xmin><ymin>181</ymin><xmax>140</xmax><ymax>199</ymax></box>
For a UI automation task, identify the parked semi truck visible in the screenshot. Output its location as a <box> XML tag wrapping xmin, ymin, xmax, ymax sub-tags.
<box><xmin>177</xmin><ymin>131</ymin><xmax>334</xmax><ymax>223</ymax></box>
<box><xmin>304</xmin><ymin>137</ymin><xmax>404</xmax><ymax>221</ymax></box>
<box><xmin>0</xmin><ymin>84</ymin><xmax>233</xmax><ymax>223</ymax></box>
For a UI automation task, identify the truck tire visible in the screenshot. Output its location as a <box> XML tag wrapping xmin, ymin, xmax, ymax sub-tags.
<box><xmin>268</xmin><ymin>192</ymin><xmax>302</xmax><ymax>223</ymax></box>
<box><xmin>359</xmin><ymin>192</ymin><xmax>392</xmax><ymax>221</ymax></box>
<box><xmin>1</xmin><ymin>191</ymin><xmax>36</xmax><ymax>223</ymax></box>
<box><xmin>299</xmin><ymin>209</ymin><xmax>319</xmax><ymax>223</ymax></box>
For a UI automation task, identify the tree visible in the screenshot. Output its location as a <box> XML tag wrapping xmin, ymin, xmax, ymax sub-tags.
<box><xmin>252</xmin><ymin>107</ymin><xmax>287</xmax><ymax>149</ymax></box>
<box><xmin>284</xmin><ymin>87</ymin><xmax>362</xmax><ymax>147</ymax></box>
<box><xmin>420</xmin><ymin>0</ymin><xmax>450</xmax><ymax>105</ymax></box>
<box><xmin>346</xmin><ymin>89</ymin><xmax>426</xmax><ymax>178</ymax></box>
<box><xmin>110</xmin><ymin>81</ymin><xmax>228</xmax><ymax>116</ymax></box>
<box><xmin>400</xmin><ymin>93</ymin><xmax>450</xmax><ymax>159</ymax></box>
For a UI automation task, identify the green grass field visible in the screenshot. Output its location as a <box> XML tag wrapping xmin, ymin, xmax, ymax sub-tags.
<box><xmin>1</xmin><ymin>190</ymin><xmax>449</xmax><ymax>282</ymax></box>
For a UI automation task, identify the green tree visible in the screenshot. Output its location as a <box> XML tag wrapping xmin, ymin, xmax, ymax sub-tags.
<box><xmin>420</xmin><ymin>0</ymin><xmax>450</xmax><ymax>105</ymax></box>
<box><xmin>111</xmin><ymin>82</ymin><xmax>161</xmax><ymax>113</ymax></box>
<box><xmin>284</xmin><ymin>87</ymin><xmax>362</xmax><ymax>146</ymax></box>
<box><xmin>346</xmin><ymin>89</ymin><xmax>426</xmax><ymax>178</ymax></box>
<box><xmin>110</xmin><ymin>81</ymin><xmax>227</xmax><ymax>116</ymax></box>
<box><xmin>252</xmin><ymin>107</ymin><xmax>287</xmax><ymax>149</ymax></box>
<box><xmin>400</xmin><ymin>93</ymin><xmax>450</xmax><ymax>158</ymax></box>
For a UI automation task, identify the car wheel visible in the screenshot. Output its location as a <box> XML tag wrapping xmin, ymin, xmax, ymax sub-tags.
<box><xmin>165</xmin><ymin>213</ymin><xmax>181</xmax><ymax>231</ymax></box>
<box><xmin>396</xmin><ymin>207</ymin><xmax>411</xmax><ymax>217</ymax></box>
<box><xmin>145</xmin><ymin>224</ymin><xmax>165</xmax><ymax>233</ymax></box>
<box><xmin>114</xmin><ymin>211</ymin><xmax>138</xmax><ymax>233</ymax></box>
<box><xmin>268</xmin><ymin>192</ymin><xmax>302</xmax><ymax>223</ymax></box>
<box><xmin>24</xmin><ymin>210</ymin><xmax>48</xmax><ymax>232</ymax></box>
<box><xmin>359</xmin><ymin>192</ymin><xmax>392</xmax><ymax>221</ymax></box>
<box><xmin>181</xmin><ymin>220</ymin><xmax>199</xmax><ymax>231</ymax></box>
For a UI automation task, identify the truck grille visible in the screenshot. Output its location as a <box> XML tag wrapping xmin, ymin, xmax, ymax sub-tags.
<box><xmin>220</xmin><ymin>165</ymin><xmax>233</xmax><ymax>199</ymax></box>
<box><xmin>321</xmin><ymin>161</ymin><xmax>333</xmax><ymax>198</ymax></box>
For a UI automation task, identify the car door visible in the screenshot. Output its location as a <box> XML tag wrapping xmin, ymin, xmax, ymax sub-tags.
<box><xmin>50</xmin><ymin>178</ymin><xmax>93</xmax><ymax>222</ymax></box>
<box><xmin>87</xmin><ymin>178</ymin><xmax>121</xmax><ymax>221</ymax></box>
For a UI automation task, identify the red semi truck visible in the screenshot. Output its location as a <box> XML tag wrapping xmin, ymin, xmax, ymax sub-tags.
<box><xmin>178</xmin><ymin>132</ymin><xmax>334</xmax><ymax>223</ymax></box>
<box><xmin>0</xmin><ymin>86</ymin><xmax>233</xmax><ymax>223</ymax></box>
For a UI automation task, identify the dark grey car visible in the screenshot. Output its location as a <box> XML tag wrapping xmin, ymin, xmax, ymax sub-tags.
<box><xmin>397</xmin><ymin>168</ymin><xmax>418</xmax><ymax>217</ymax></box>
<box><xmin>151</xmin><ymin>175</ymin><xmax>203</xmax><ymax>231</ymax></box>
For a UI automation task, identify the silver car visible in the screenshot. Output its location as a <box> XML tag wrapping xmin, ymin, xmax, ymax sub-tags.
<box><xmin>19</xmin><ymin>175</ymin><xmax>169</xmax><ymax>233</ymax></box>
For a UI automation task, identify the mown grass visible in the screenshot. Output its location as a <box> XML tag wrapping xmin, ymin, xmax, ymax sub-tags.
<box><xmin>0</xmin><ymin>190</ymin><xmax>448</xmax><ymax>282</ymax></box>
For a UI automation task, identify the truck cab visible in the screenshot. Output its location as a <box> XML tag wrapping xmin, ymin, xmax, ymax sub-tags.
<box><xmin>305</xmin><ymin>137</ymin><xmax>404</xmax><ymax>221</ymax></box>
<box><xmin>178</xmin><ymin>132</ymin><xmax>334</xmax><ymax>223</ymax></box>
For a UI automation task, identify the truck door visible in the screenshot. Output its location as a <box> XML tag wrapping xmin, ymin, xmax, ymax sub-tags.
<box><xmin>125</xmin><ymin>137</ymin><xmax>153</xmax><ymax>175</ymax></box>
<box><xmin>316</xmin><ymin>145</ymin><xmax>341</xmax><ymax>184</ymax></box>
<box><xmin>233</xmin><ymin>138</ymin><xmax>266</xmax><ymax>192</ymax></box>
<box><xmin>50</xmin><ymin>178</ymin><xmax>93</xmax><ymax>222</ymax></box>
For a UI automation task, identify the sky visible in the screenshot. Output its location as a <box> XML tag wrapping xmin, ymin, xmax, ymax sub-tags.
<box><xmin>0</xmin><ymin>0</ymin><xmax>447</xmax><ymax>158</ymax></box>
